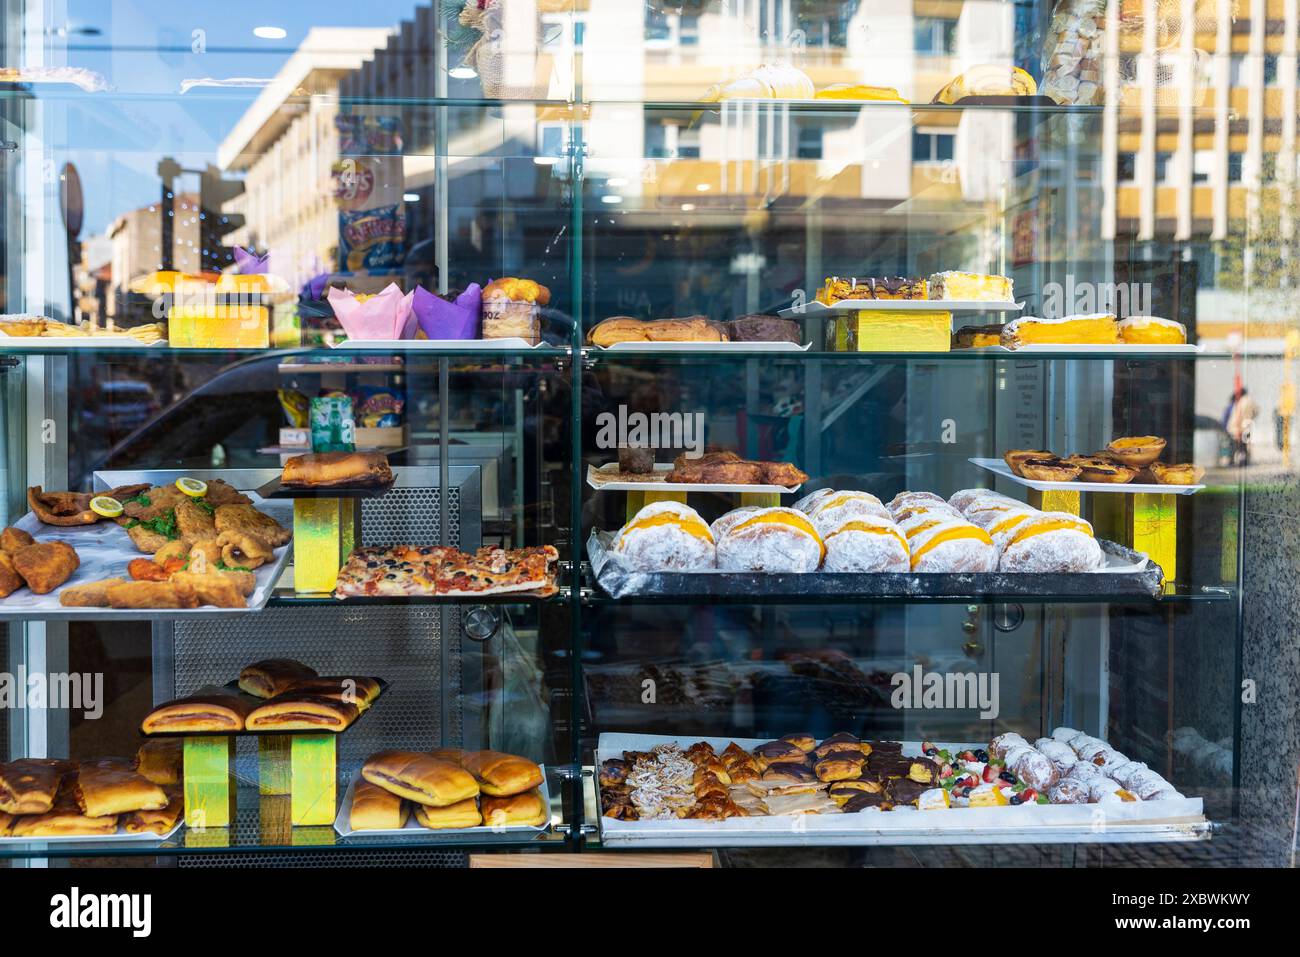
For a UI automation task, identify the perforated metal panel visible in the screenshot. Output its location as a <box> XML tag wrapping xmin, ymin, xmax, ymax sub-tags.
<box><xmin>179</xmin><ymin>850</ymin><xmax>469</xmax><ymax>868</ymax></box>
<box><xmin>361</xmin><ymin>486</ymin><xmax>461</xmax><ymax>547</ymax></box>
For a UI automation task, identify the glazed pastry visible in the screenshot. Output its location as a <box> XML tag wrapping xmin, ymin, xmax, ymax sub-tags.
<box><xmin>613</xmin><ymin>501</ymin><xmax>716</xmax><ymax>571</ymax></box>
<box><xmin>1003</xmin><ymin>449</ymin><xmax>1056</xmax><ymax>476</ymax></box>
<box><xmin>714</xmin><ymin>507</ymin><xmax>824</xmax><ymax>573</ymax></box>
<box><xmin>1018</xmin><ymin>457</ymin><xmax>1083</xmax><ymax>482</ymax></box>
<box><xmin>1118</xmin><ymin>315</ymin><xmax>1186</xmax><ymax>345</ymax></box>
<box><xmin>1000</xmin><ymin>313</ymin><xmax>1119</xmax><ymax>348</ymax></box>
<box><xmin>813</xmin><ymin>732</ymin><xmax>869</xmax><ymax>758</ymax></box>
<box><xmin>1150</xmin><ymin>462</ymin><xmax>1204</xmax><ymax>485</ymax></box>
<box><xmin>361</xmin><ymin>750</ymin><xmax>479</xmax><ymax>807</ymax></box>
<box><xmin>281</xmin><ymin>451</ymin><xmax>392</xmax><ymax>488</ymax></box>
<box><xmin>1066</xmin><ymin>455</ymin><xmax>1138</xmax><ymax>484</ymax></box>
<box><xmin>813</xmin><ymin>751</ymin><xmax>867</xmax><ymax>782</ymax></box>
<box><xmin>245</xmin><ymin>694</ymin><xmax>361</xmax><ymax>732</ymax></box>
<box><xmin>779</xmin><ymin>733</ymin><xmax>816</xmax><ymax>753</ymax></box>
<box><xmin>1104</xmin><ymin>436</ymin><xmax>1166</xmax><ymax>468</ymax></box>
<box><xmin>281</xmin><ymin>676</ymin><xmax>382</xmax><ymax>710</ymax></box>
<box><xmin>821</xmin><ymin>515</ymin><xmax>909</xmax><ymax>573</ymax></box>
<box><xmin>998</xmin><ymin>512</ymin><xmax>1103</xmax><ymax>573</ymax></box>
<box><xmin>929</xmin><ymin>272</ymin><xmax>1014</xmax><ymax>302</ymax></box>
<box><xmin>753</xmin><ymin>740</ymin><xmax>809</xmax><ymax>769</ymax></box>
<box><xmin>238</xmin><ymin>658</ymin><xmax>317</xmax><ymax>699</ymax></box>
<box><xmin>141</xmin><ymin>690</ymin><xmax>256</xmax><ymax>734</ymax></box>
<box><xmin>841</xmin><ymin>790</ymin><xmax>890</xmax><ymax>812</ymax></box>
<box><xmin>805</xmin><ymin>490</ymin><xmax>893</xmax><ymax>534</ymax></box>
<box><xmin>907</xmin><ymin>519</ymin><xmax>995</xmax><ymax>572</ymax></box>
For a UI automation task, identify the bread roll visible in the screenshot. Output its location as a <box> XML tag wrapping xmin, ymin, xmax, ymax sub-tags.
<box><xmin>481</xmin><ymin>789</ymin><xmax>547</xmax><ymax>827</ymax></box>
<box><xmin>613</xmin><ymin>501</ymin><xmax>715</xmax><ymax>571</ymax></box>
<box><xmin>361</xmin><ymin>750</ymin><xmax>479</xmax><ymax>807</ymax></box>
<box><xmin>349</xmin><ymin>779</ymin><xmax>409</xmax><ymax>830</ymax></box>
<box><xmin>413</xmin><ymin>797</ymin><xmax>482</xmax><ymax>829</ymax></box>
<box><xmin>715</xmin><ymin>507</ymin><xmax>824</xmax><ymax>573</ymax></box>
<box><xmin>458</xmin><ymin>750</ymin><xmax>544</xmax><ymax>797</ymax></box>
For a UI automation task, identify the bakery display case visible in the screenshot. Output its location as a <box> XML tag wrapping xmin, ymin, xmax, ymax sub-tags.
<box><xmin>0</xmin><ymin>0</ymin><xmax>1296</xmax><ymax>869</ymax></box>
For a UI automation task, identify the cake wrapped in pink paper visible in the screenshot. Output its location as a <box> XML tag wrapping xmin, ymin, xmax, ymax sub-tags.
<box><xmin>327</xmin><ymin>283</ymin><xmax>415</xmax><ymax>340</ymax></box>
<box><xmin>412</xmin><ymin>284</ymin><xmax>481</xmax><ymax>340</ymax></box>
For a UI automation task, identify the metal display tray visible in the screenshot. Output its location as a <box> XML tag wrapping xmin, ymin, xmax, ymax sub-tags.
<box><xmin>586</xmin><ymin>531</ymin><xmax>1164</xmax><ymax>600</ymax></box>
<box><xmin>139</xmin><ymin>678</ymin><xmax>389</xmax><ymax>738</ymax></box>
<box><xmin>596</xmin><ymin>733</ymin><xmax>1209</xmax><ymax>848</ymax></box>
<box><xmin>0</xmin><ymin>490</ymin><xmax>293</xmax><ymax>621</ymax></box>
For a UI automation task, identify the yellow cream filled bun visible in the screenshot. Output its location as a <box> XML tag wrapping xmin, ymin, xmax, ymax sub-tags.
<box><xmin>969</xmin><ymin>506</ymin><xmax>1041</xmax><ymax>552</ymax></box>
<box><xmin>710</xmin><ymin>506</ymin><xmax>762</xmax><ymax>541</ymax></box>
<box><xmin>791</xmin><ymin>488</ymin><xmax>836</xmax><ymax>514</ymax></box>
<box><xmin>614</xmin><ymin>501</ymin><xmax>715</xmax><ymax>571</ymax></box>
<box><xmin>960</xmin><ymin>494</ymin><xmax>1030</xmax><ymax>523</ymax></box>
<box><xmin>947</xmin><ymin>488</ymin><xmax>1019</xmax><ymax>514</ymax></box>
<box><xmin>906</xmin><ymin>519</ymin><xmax>996</xmax><ymax>573</ymax></box>
<box><xmin>715</xmin><ymin>506</ymin><xmax>825</xmax><ymax>573</ymax></box>
<box><xmin>821</xmin><ymin>515</ymin><xmax>909</xmax><ymax>573</ymax></box>
<box><xmin>806</xmin><ymin>490</ymin><xmax>893</xmax><ymax>536</ymax></box>
<box><xmin>886</xmin><ymin>490</ymin><xmax>947</xmax><ymax>516</ymax></box>
<box><xmin>997</xmin><ymin>511</ymin><xmax>1102</xmax><ymax>573</ymax></box>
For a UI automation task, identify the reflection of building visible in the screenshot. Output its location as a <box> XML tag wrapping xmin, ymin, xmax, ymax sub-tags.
<box><xmin>107</xmin><ymin>192</ymin><xmax>202</xmax><ymax>305</ymax></box>
<box><xmin>217</xmin><ymin>27</ymin><xmax>395</xmax><ymax>291</ymax></box>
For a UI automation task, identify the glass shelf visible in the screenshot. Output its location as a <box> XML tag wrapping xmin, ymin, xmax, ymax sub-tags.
<box><xmin>580</xmin><ymin>348</ymin><xmax>1229</xmax><ymax>363</ymax></box>
<box><xmin>581</xmin><ymin>585</ymin><xmax>1235</xmax><ymax>606</ymax></box>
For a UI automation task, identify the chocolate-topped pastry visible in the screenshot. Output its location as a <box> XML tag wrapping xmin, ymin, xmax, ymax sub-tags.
<box><xmin>727</xmin><ymin>315</ymin><xmax>802</xmax><ymax>345</ymax></box>
<box><xmin>779</xmin><ymin>732</ymin><xmax>816</xmax><ymax>753</ymax></box>
<box><xmin>828</xmin><ymin>778</ymin><xmax>884</xmax><ymax>800</ymax></box>
<box><xmin>761</xmin><ymin>762</ymin><xmax>818</xmax><ymax>784</ymax></box>
<box><xmin>867</xmin><ymin>752</ymin><xmax>914</xmax><ymax>778</ymax></box>
<box><xmin>599</xmin><ymin>759</ymin><xmax>629</xmax><ymax>788</ymax></box>
<box><xmin>907</xmin><ymin>757</ymin><xmax>942</xmax><ymax>784</ymax></box>
<box><xmin>754</xmin><ymin>740</ymin><xmax>807</xmax><ymax>767</ymax></box>
<box><xmin>887</xmin><ymin>777</ymin><xmax>929</xmax><ymax>805</ymax></box>
<box><xmin>618</xmin><ymin>446</ymin><xmax>655</xmax><ymax>475</ymax></box>
<box><xmin>814</xmin><ymin>750</ymin><xmax>867</xmax><ymax>782</ymax></box>
<box><xmin>866</xmin><ymin>740</ymin><xmax>903</xmax><ymax>754</ymax></box>
<box><xmin>870</xmin><ymin>277</ymin><xmax>927</xmax><ymax>301</ymax></box>
<box><xmin>814</xmin><ymin>732</ymin><xmax>868</xmax><ymax>759</ymax></box>
<box><xmin>842</xmin><ymin>790</ymin><xmax>891</xmax><ymax>812</ymax></box>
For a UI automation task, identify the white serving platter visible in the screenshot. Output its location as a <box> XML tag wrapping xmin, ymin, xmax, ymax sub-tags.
<box><xmin>0</xmin><ymin>494</ymin><xmax>294</xmax><ymax>620</ymax></box>
<box><xmin>596</xmin><ymin>732</ymin><xmax>1208</xmax><ymax>848</ymax></box>
<box><xmin>332</xmin><ymin>768</ymin><xmax>551</xmax><ymax>838</ymax></box>
<box><xmin>964</xmin><ymin>343</ymin><xmax>1207</xmax><ymax>355</ymax></box>
<box><xmin>0</xmin><ymin>816</ymin><xmax>182</xmax><ymax>844</ymax></box>
<box><xmin>779</xmin><ymin>300</ymin><xmax>1023</xmax><ymax>318</ymax></box>
<box><xmin>594</xmin><ymin>341</ymin><xmax>811</xmax><ymax>353</ymax></box>
<box><xmin>587</xmin><ymin>463</ymin><xmax>801</xmax><ymax>495</ymax></box>
<box><xmin>970</xmin><ymin>457</ymin><xmax>1205</xmax><ymax>495</ymax></box>
<box><xmin>329</xmin><ymin>337</ymin><xmax>547</xmax><ymax>351</ymax></box>
<box><xmin>0</xmin><ymin>334</ymin><xmax>166</xmax><ymax>349</ymax></box>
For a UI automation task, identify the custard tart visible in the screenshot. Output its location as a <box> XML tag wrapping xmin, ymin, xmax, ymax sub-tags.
<box><xmin>1149</xmin><ymin>462</ymin><xmax>1205</xmax><ymax>486</ymax></box>
<box><xmin>1017</xmin><ymin>457</ymin><xmax>1082</xmax><ymax>482</ymax></box>
<box><xmin>1066</xmin><ymin>455</ymin><xmax>1138</xmax><ymax>484</ymax></box>
<box><xmin>1004</xmin><ymin>449</ymin><xmax>1056</xmax><ymax>477</ymax></box>
<box><xmin>1104</xmin><ymin>435</ymin><xmax>1167</xmax><ymax>468</ymax></box>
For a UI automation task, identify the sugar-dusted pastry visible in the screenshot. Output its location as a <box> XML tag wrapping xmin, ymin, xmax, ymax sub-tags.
<box><xmin>1149</xmin><ymin>462</ymin><xmax>1205</xmax><ymax>486</ymax></box>
<box><xmin>1048</xmin><ymin>779</ymin><xmax>1088</xmax><ymax>804</ymax></box>
<box><xmin>989</xmin><ymin>732</ymin><xmax>1029</xmax><ymax>762</ymax></box>
<box><xmin>1034</xmin><ymin>737</ymin><xmax>1079</xmax><ymax>773</ymax></box>
<box><xmin>1104</xmin><ymin>435</ymin><xmax>1166</xmax><ymax>468</ymax></box>
<box><xmin>1118</xmin><ymin>315</ymin><xmax>1186</xmax><ymax>345</ymax></box>
<box><xmin>929</xmin><ymin>271</ymin><xmax>1014</xmax><ymax>302</ymax></box>
<box><xmin>1009</xmin><ymin>746</ymin><xmax>1060</xmax><ymax>791</ymax></box>
<box><xmin>709</xmin><ymin>507</ymin><xmax>761</xmax><ymax>542</ymax></box>
<box><xmin>1000</xmin><ymin>313</ymin><xmax>1119</xmax><ymax>348</ymax></box>
<box><xmin>715</xmin><ymin>507</ymin><xmax>824</xmax><ymax>573</ymax></box>
<box><xmin>886</xmin><ymin>490</ymin><xmax>948</xmax><ymax>517</ymax></box>
<box><xmin>948</xmin><ymin>488</ymin><xmax>1018</xmax><ymax>514</ymax></box>
<box><xmin>613</xmin><ymin>501</ymin><xmax>715</xmax><ymax>571</ymax></box>
<box><xmin>821</xmin><ymin>515</ymin><xmax>909</xmax><ymax>573</ymax></box>
<box><xmin>805</xmin><ymin>490</ymin><xmax>893</xmax><ymax>535</ymax></box>
<box><xmin>970</xmin><ymin>506</ymin><xmax>1040</xmax><ymax>552</ymax></box>
<box><xmin>907</xmin><ymin>518</ymin><xmax>995</xmax><ymax>572</ymax></box>
<box><xmin>791</xmin><ymin>488</ymin><xmax>836</xmax><ymax>514</ymax></box>
<box><xmin>999</xmin><ymin>512</ymin><xmax>1103</xmax><ymax>573</ymax></box>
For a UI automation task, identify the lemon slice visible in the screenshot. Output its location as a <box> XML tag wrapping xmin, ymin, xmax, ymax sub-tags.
<box><xmin>175</xmin><ymin>477</ymin><xmax>208</xmax><ymax>498</ymax></box>
<box><xmin>89</xmin><ymin>496</ymin><xmax>124</xmax><ymax>518</ymax></box>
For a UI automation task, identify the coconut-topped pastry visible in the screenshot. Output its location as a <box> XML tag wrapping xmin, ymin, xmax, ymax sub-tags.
<box><xmin>613</xmin><ymin>501</ymin><xmax>715</xmax><ymax>571</ymax></box>
<box><xmin>715</xmin><ymin>506</ymin><xmax>824</xmax><ymax>573</ymax></box>
<box><xmin>821</xmin><ymin>514</ymin><xmax>909</xmax><ymax>573</ymax></box>
<box><xmin>998</xmin><ymin>511</ymin><xmax>1103</xmax><ymax>573</ymax></box>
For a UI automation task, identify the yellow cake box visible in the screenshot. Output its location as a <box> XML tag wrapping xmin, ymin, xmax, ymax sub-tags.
<box><xmin>831</xmin><ymin>309</ymin><xmax>952</xmax><ymax>352</ymax></box>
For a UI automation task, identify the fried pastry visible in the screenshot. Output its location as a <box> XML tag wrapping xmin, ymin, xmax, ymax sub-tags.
<box><xmin>58</xmin><ymin>577</ymin><xmax>125</xmax><ymax>607</ymax></box>
<box><xmin>999</xmin><ymin>512</ymin><xmax>1104</xmax><ymax>573</ymax></box>
<box><xmin>715</xmin><ymin>507</ymin><xmax>824</xmax><ymax>573</ymax></box>
<box><xmin>167</xmin><ymin>571</ymin><xmax>247</xmax><ymax>608</ymax></box>
<box><xmin>908</xmin><ymin>519</ymin><xmax>996</xmax><ymax>572</ymax></box>
<box><xmin>105</xmin><ymin>579</ymin><xmax>199</xmax><ymax>609</ymax></box>
<box><xmin>613</xmin><ymin>501</ymin><xmax>715</xmax><ymax>572</ymax></box>
<box><xmin>216</xmin><ymin>530</ymin><xmax>272</xmax><ymax>570</ymax></box>
<box><xmin>11</xmin><ymin>541</ymin><xmax>79</xmax><ymax>594</ymax></box>
<box><xmin>213</xmin><ymin>505</ymin><xmax>290</xmax><ymax>547</ymax></box>
<box><xmin>26</xmin><ymin>484</ymin><xmax>149</xmax><ymax>526</ymax></box>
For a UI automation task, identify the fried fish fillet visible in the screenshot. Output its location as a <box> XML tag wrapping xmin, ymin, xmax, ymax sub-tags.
<box><xmin>27</xmin><ymin>484</ymin><xmax>150</xmax><ymax>526</ymax></box>
<box><xmin>11</xmin><ymin>542</ymin><xmax>79</xmax><ymax>594</ymax></box>
<box><xmin>59</xmin><ymin>578</ymin><xmax>126</xmax><ymax>607</ymax></box>
<box><xmin>174</xmin><ymin>499</ymin><xmax>217</xmax><ymax>541</ymax></box>
<box><xmin>105</xmin><ymin>580</ymin><xmax>199</xmax><ymax>610</ymax></box>
<box><xmin>217</xmin><ymin>530</ymin><xmax>272</xmax><ymax>570</ymax></box>
<box><xmin>214</xmin><ymin>505</ymin><xmax>289</xmax><ymax>547</ymax></box>
<box><xmin>168</xmin><ymin>571</ymin><xmax>247</xmax><ymax>608</ymax></box>
<box><xmin>0</xmin><ymin>527</ymin><xmax>35</xmax><ymax>554</ymax></box>
<box><xmin>124</xmin><ymin>523</ymin><xmax>172</xmax><ymax>554</ymax></box>
<box><xmin>201</xmin><ymin>479</ymin><xmax>251</xmax><ymax>507</ymax></box>
<box><xmin>0</xmin><ymin>551</ymin><xmax>24</xmax><ymax>598</ymax></box>
<box><xmin>121</xmin><ymin>485</ymin><xmax>186</xmax><ymax>521</ymax></box>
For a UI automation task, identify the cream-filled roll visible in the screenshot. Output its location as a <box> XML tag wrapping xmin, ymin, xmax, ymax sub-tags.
<box><xmin>806</xmin><ymin>490</ymin><xmax>893</xmax><ymax>536</ymax></box>
<box><xmin>969</xmin><ymin>506</ymin><xmax>1040</xmax><ymax>552</ymax></box>
<box><xmin>709</xmin><ymin>506</ymin><xmax>761</xmax><ymax>541</ymax></box>
<box><xmin>821</xmin><ymin>514</ymin><xmax>909</xmax><ymax>572</ymax></box>
<box><xmin>948</xmin><ymin>488</ymin><xmax>1019</xmax><ymax>514</ymax></box>
<box><xmin>613</xmin><ymin>501</ymin><xmax>715</xmax><ymax>571</ymax></box>
<box><xmin>906</xmin><ymin>518</ymin><xmax>996</xmax><ymax>572</ymax></box>
<box><xmin>998</xmin><ymin>512</ymin><xmax>1103</xmax><ymax>573</ymax></box>
<box><xmin>715</xmin><ymin>507</ymin><xmax>824</xmax><ymax>573</ymax></box>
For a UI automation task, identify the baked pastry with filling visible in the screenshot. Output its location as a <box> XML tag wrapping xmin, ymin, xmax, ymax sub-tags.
<box><xmin>709</xmin><ymin>507</ymin><xmax>761</xmax><ymax>542</ymax></box>
<box><xmin>952</xmin><ymin>324</ymin><xmax>1006</xmax><ymax>349</ymax></box>
<box><xmin>907</xmin><ymin>519</ymin><xmax>996</xmax><ymax>572</ymax></box>
<box><xmin>245</xmin><ymin>694</ymin><xmax>361</xmax><ymax>732</ymax></box>
<box><xmin>999</xmin><ymin>512</ymin><xmax>1103</xmax><ymax>573</ymax></box>
<box><xmin>929</xmin><ymin>272</ymin><xmax>1014</xmax><ymax>302</ymax></box>
<box><xmin>948</xmin><ymin>488</ymin><xmax>1018</xmax><ymax>513</ymax></box>
<box><xmin>1017</xmin><ymin>456</ymin><xmax>1083</xmax><ymax>482</ymax></box>
<box><xmin>1104</xmin><ymin>435</ymin><xmax>1166</xmax><ymax>468</ymax></box>
<box><xmin>0</xmin><ymin>758</ymin><xmax>75</xmax><ymax>814</ymax></box>
<box><xmin>1118</xmin><ymin>315</ymin><xmax>1186</xmax><ymax>345</ymax></box>
<box><xmin>1001</xmin><ymin>313</ymin><xmax>1119</xmax><ymax>348</ymax></box>
<box><xmin>134</xmin><ymin>739</ymin><xmax>182</xmax><ymax>786</ymax></box>
<box><xmin>970</xmin><ymin>506</ymin><xmax>1041</xmax><ymax>552</ymax></box>
<box><xmin>141</xmin><ymin>688</ymin><xmax>256</xmax><ymax>734</ymax></box>
<box><xmin>458</xmin><ymin>750</ymin><xmax>545</xmax><ymax>797</ymax></box>
<box><xmin>74</xmin><ymin>759</ymin><xmax>168</xmax><ymax>817</ymax></box>
<box><xmin>481</xmin><ymin>789</ymin><xmax>548</xmax><ymax>827</ymax></box>
<box><xmin>413</xmin><ymin>797</ymin><xmax>482</xmax><ymax>829</ymax></box>
<box><xmin>1003</xmin><ymin>449</ymin><xmax>1055</xmax><ymax>476</ymax></box>
<box><xmin>1149</xmin><ymin>462</ymin><xmax>1205</xmax><ymax>485</ymax></box>
<box><xmin>714</xmin><ymin>506</ymin><xmax>824</xmax><ymax>573</ymax></box>
<box><xmin>1065</xmin><ymin>455</ymin><xmax>1137</xmax><ymax>484</ymax></box>
<box><xmin>362</xmin><ymin>750</ymin><xmax>479</xmax><ymax>807</ymax></box>
<box><xmin>821</xmin><ymin>515</ymin><xmax>909</xmax><ymax>573</ymax></box>
<box><xmin>805</xmin><ymin>490</ymin><xmax>893</xmax><ymax>535</ymax></box>
<box><xmin>613</xmin><ymin>501</ymin><xmax>715</xmax><ymax>571</ymax></box>
<box><xmin>238</xmin><ymin>658</ymin><xmax>317</xmax><ymax>698</ymax></box>
<box><xmin>281</xmin><ymin>450</ymin><xmax>393</xmax><ymax>488</ymax></box>
<box><xmin>123</xmin><ymin>789</ymin><xmax>183</xmax><ymax>835</ymax></box>
<box><xmin>349</xmin><ymin>779</ymin><xmax>410</xmax><ymax>830</ymax></box>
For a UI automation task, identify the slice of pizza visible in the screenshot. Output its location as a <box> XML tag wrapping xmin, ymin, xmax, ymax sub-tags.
<box><xmin>437</xmin><ymin>545</ymin><xmax>559</xmax><ymax>597</ymax></box>
<box><xmin>334</xmin><ymin>546</ymin><xmax>435</xmax><ymax>597</ymax></box>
